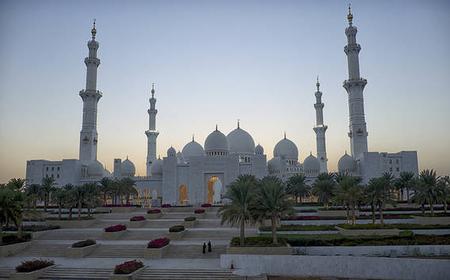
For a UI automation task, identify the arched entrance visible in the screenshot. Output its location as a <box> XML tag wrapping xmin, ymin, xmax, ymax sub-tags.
<box><xmin>207</xmin><ymin>176</ymin><xmax>223</xmax><ymax>204</ymax></box>
<box><xmin>179</xmin><ymin>184</ymin><xmax>188</xmax><ymax>205</ymax></box>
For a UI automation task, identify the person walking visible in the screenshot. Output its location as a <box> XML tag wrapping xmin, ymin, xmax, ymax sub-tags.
<box><xmin>202</xmin><ymin>242</ymin><xmax>206</xmax><ymax>254</ymax></box>
<box><xmin>207</xmin><ymin>240</ymin><xmax>212</xmax><ymax>252</ymax></box>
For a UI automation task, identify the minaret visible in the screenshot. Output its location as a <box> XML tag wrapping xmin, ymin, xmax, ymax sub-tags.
<box><xmin>79</xmin><ymin>21</ymin><xmax>102</xmax><ymax>163</ymax></box>
<box><xmin>343</xmin><ymin>5</ymin><xmax>368</xmax><ymax>159</ymax></box>
<box><xmin>145</xmin><ymin>83</ymin><xmax>159</xmax><ymax>176</ymax></box>
<box><xmin>313</xmin><ymin>77</ymin><xmax>328</xmax><ymax>173</ymax></box>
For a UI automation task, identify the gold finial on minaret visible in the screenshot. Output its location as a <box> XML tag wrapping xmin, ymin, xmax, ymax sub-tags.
<box><xmin>151</xmin><ymin>83</ymin><xmax>155</xmax><ymax>97</ymax></box>
<box><xmin>316</xmin><ymin>75</ymin><xmax>320</xmax><ymax>91</ymax></box>
<box><xmin>91</xmin><ymin>19</ymin><xmax>97</xmax><ymax>39</ymax></box>
<box><xmin>347</xmin><ymin>4</ymin><xmax>353</xmax><ymax>26</ymax></box>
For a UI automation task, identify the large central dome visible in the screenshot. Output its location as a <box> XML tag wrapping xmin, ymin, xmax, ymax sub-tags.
<box><xmin>204</xmin><ymin>126</ymin><xmax>229</xmax><ymax>155</ymax></box>
<box><xmin>273</xmin><ymin>136</ymin><xmax>299</xmax><ymax>160</ymax></box>
<box><xmin>227</xmin><ymin>125</ymin><xmax>255</xmax><ymax>154</ymax></box>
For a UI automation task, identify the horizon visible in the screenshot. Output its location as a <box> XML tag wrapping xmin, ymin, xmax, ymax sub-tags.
<box><xmin>1</xmin><ymin>0</ymin><xmax>449</xmax><ymax>183</ymax></box>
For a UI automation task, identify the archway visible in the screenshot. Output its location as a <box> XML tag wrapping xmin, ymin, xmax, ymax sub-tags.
<box><xmin>207</xmin><ymin>176</ymin><xmax>223</xmax><ymax>204</ymax></box>
<box><xmin>179</xmin><ymin>184</ymin><xmax>188</xmax><ymax>205</ymax></box>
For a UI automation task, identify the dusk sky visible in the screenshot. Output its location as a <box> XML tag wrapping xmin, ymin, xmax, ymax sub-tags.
<box><xmin>0</xmin><ymin>0</ymin><xmax>449</xmax><ymax>183</ymax></box>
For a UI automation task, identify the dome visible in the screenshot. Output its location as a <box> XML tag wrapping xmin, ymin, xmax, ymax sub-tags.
<box><xmin>227</xmin><ymin>126</ymin><xmax>255</xmax><ymax>154</ymax></box>
<box><xmin>150</xmin><ymin>158</ymin><xmax>163</xmax><ymax>176</ymax></box>
<box><xmin>273</xmin><ymin>136</ymin><xmax>299</xmax><ymax>161</ymax></box>
<box><xmin>182</xmin><ymin>138</ymin><xmax>204</xmax><ymax>161</ymax></box>
<box><xmin>255</xmin><ymin>144</ymin><xmax>264</xmax><ymax>155</ymax></box>
<box><xmin>268</xmin><ymin>157</ymin><xmax>282</xmax><ymax>174</ymax></box>
<box><xmin>204</xmin><ymin>127</ymin><xmax>229</xmax><ymax>155</ymax></box>
<box><xmin>303</xmin><ymin>153</ymin><xmax>320</xmax><ymax>174</ymax></box>
<box><xmin>121</xmin><ymin>158</ymin><xmax>136</xmax><ymax>177</ymax></box>
<box><xmin>338</xmin><ymin>152</ymin><xmax>356</xmax><ymax>173</ymax></box>
<box><xmin>87</xmin><ymin>160</ymin><xmax>104</xmax><ymax>177</ymax></box>
<box><xmin>167</xmin><ymin>146</ymin><xmax>176</xmax><ymax>157</ymax></box>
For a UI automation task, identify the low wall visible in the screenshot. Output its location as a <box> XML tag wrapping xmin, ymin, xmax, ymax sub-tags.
<box><xmin>317</xmin><ymin>210</ymin><xmax>359</xmax><ymax>217</ymax></box>
<box><xmin>294</xmin><ymin>245</ymin><xmax>450</xmax><ymax>257</ymax></box>
<box><xmin>220</xmin><ymin>254</ymin><xmax>450</xmax><ymax>280</ymax></box>
<box><xmin>336</xmin><ymin>226</ymin><xmax>400</xmax><ymax>236</ymax></box>
<box><xmin>226</xmin><ymin>245</ymin><xmax>292</xmax><ymax>255</ymax></box>
<box><xmin>413</xmin><ymin>216</ymin><xmax>450</xmax><ymax>225</ymax></box>
<box><xmin>0</xmin><ymin>241</ymin><xmax>32</xmax><ymax>257</ymax></box>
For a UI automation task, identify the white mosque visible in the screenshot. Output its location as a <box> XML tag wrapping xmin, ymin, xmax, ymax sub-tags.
<box><xmin>26</xmin><ymin>9</ymin><xmax>419</xmax><ymax>205</ymax></box>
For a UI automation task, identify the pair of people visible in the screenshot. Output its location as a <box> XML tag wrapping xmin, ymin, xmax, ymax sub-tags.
<box><xmin>202</xmin><ymin>240</ymin><xmax>212</xmax><ymax>254</ymax></box>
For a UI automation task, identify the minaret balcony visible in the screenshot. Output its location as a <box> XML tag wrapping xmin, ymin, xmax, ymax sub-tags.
<box><xmin>343</xmin><ymin>78</ymin><xmax>367</xmax><ymax>91</ymax></box>
<box><xmin>344</xmin><ymin>44</ymin><xmax>361</xmax><ymax>54</ymax></box>
<box><xmin>314</xmin><ymin>103</ymin><xmax>324</xmax><ymax>109</ymax></box>
<box><xmin>145</xmin><ymin>130</ymin><xmax>160</xmax><ymax>137</ymax></box>
<box><xmin>79</xmin><ymin>89</ymin><xmax>102</xmax><ymax>100</ymax></box>
<box><xmin>84</xmin><ymin>57</ymin><xmax>100</xmax><ymax>66</ymax></box>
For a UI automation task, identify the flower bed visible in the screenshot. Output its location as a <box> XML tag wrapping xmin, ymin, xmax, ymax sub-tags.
<box><xmin>111</xmin><ymin>260</ymin><xmax>145</xmax><ymax>279</ymax></box>
<box><xmin>283</xmin><ymin>215</ymin><xmax>321</xmax><ymax>221</ymax></box>
<box><xmin>130</xmin><ymin>216</ymin><xmax>145</xmax><ymax>222</ymax></box>
<box><xmin>230</xmin><ymin>236</ymin><xmax>288</xmax><ymax>247</ymax></box>
<box><xmin>147</xmin><ymin>209</ymin><xmax>161</xmax><ymax>214</ymax></box>
<box><xmin>16</xmin><ymin>259</ymin><xmax>54</xmax><ymax>272</ymax></box>
<box><xmin>228</xmin><ymin>237</ymin><xmax>292</xmax><ymax>255</ymax></box>
<box><xmin>169</xmin><ymin>225</ymin><xmax>185</xmax><ymax>232</ymax></box>
<box><xmin>102</xmin><ymin>204</ymin><xmax>140</xmax><ymax>208</ymax></box>
<box><xmin>147</xmin><ymin>237</ymin><xmax>170</xmax><ymax>248</ymax></box>
<box><xmin>259</xmin><ymin>225</ymin><xmax>336</xmax><ymax>232</ymax></box>
<box><xmin>104</xmin><ymin>224</ymin><xmax>127</xmax><ymax>232</ymax></box>
<box><xmin>194</xmin><ymin>208</ymin><xmax>205</xmax><ymax>214</ymax></box>
<box><xmin>184</xmin><ymin>216</ymin><xmax>196</xmax><ymax>222</ymax></box>
<box><xmin>161</xmin><ymin>204</ymin><xmax>172</xmax><ymax>208</ymax></box>
<box><xmin>201</xmin><ymin>203</ymin><xmax>212</xmax><ymax>208</ymax></box>
<box><xmin>146</xmin><ymin>208</ymin><xmax>162</xmax><ymax>219</ymax></box>
<box><xmin>2</xmin><ymin>225</ymin><xmax>60</xmax><ymax>232</ymax></box>
<box><xmin>184</xmin><ymin>216</ymin><xmax>197</xmax><ymax>228</ymax></box>
<box><xmin>66</xmin><ymin>239</ymin><xmax>98</xmax><ymax>258</ymax></box>
<box><xmin>168</xmin><ymin>225</ymin><xmax>185</xmax><ymax>240</ymax></box>
<box><xmin>72</xmin><ymin>239</ymin><xmax>96</xmax><ymax>248</ymax></box>
<box><xmin>1</xmin><ymin>233</ymin><xmax>32</xmax><ymax>246</ymax></box>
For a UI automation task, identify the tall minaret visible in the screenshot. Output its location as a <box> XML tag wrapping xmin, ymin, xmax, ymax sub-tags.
<box><xmin>343</xmin><ymin>5</ymin><xmax>368</xmax><ymax>159</ymax></box>
<box><xmin>145</xmin><ymin>83</ymin><xmax>159</xmax><ymax>176</ymax></box>
<box><xmin>79</xmin><ymin>21</ymin><xmax>102</xmax><ymax>163</ymax></box>
<box><xmin>313</xmin><ymin>77</ymin><xmax>328</xmax><ymax>173</ymax></box>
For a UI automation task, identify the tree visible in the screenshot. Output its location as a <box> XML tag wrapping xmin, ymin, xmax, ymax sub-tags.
<box><xmin>254</xmin><ymin>176</ymin><xmax>294</xmax><ymax>244</ymax></box>
<box><xmin>25</xmin><ymin>184</ymin><xmax>41</xmax><ymax>210</ymax></box>
<box><xmin>394</xmin><ymin>172</ymin><xmax>416</xmax><ymax>201</ymax></box>
<box><xmin>82</xmin><ymin>183</ymin><xmax>101</xmax><ymax>217</ymax></box>
<box><xmin>0</xmin><ymin>185</ymin><xmax>26</xmax><ymax>238</ymax></box>
<box><xmin>333</xmin><ymin>175</ymin><xmax>363</xmax><ymax>225</ymax></box>
<box><xmin>119</xmin><ymin>178</ymin><xmax>137</xmax><ymax>205</ymax></box>
<box><xmin>218</xmin><ymin>175</ymin><xmax>258</xmax><ymax>246</ymax></box>
<box><xmin>312</xmin><ymin>173</ymin><xmax>336</xmax><ymax>208</ymax></box>
<box><xmin>436</xmin><ymin>176</ymin><xmax>450</xmax><ymax>214</ymax></box>
<box><xmin>40</xmin><ymin>176</ymin><xmax>56</xmax><ymax>212</ymax></box>
<box><xmin>6</xmin><ymin>178</ymin><xmax>26</xmax><ymax>191</ymax></box>
<box><xmin>51</xmin><ymin>188</ymin><xmax>67</xmax><ymax>220</ymax></box>
<box><xmin>72</xmin><ymin>185</ymin><xmax>86</xmax><ymax>220</ymax></box>
<box><xmin>99</xmin><ymin>177</ymin><xmax>113</xmax><ymax>205</ymax></box>
<box><xmin>366</xmin><ymin>174</ymin><xmax>396</xmax><ymax>225</ymax></box>
<box><xmin>418</xmin><ymin>169</ymin><xmax>440</xmax><ymax>216</ymax></box>
<box><xmin>63</xmin><ymin>184</ymin><xmax>76</xmax><ymax>220</ymax></box>
<box><xmin>286</xmin><ymin>174</ymin><xmax>310</xmax><ymax>203</ymax></box>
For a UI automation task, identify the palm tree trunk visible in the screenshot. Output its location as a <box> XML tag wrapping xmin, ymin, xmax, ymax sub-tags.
<box><xmin>379</xmin><ymin>203</ymin><xmax>384</xmax><ymax>226</ymax></box>
<box><xmin>371</xmin><ymin>203</ymin><xmax>375</xmax><ymax>224</ymax></box>
<box><xmin>44</xmin><ymin>194</ymin><xmax>48</xmax><ymax>212</ymax></box>
<box><xmin>421</xmin><ymin>204</ymin><xmax>425</xmax><ymax>215</ymax></box>
<box><xmin>345</xmin><ymin>205</ymin><xmax>350</xmax><ymax>224</ymax></box>
<box><xmin>69</xmin><ymin>207</ymin><xmax>73</xmax><ymax>220</ymax></box>
<box><xmin>78</xmin><ymin>201</ymin><xmax>82</xmax><ymax>220</ymax></box>
<box><xmin>271</xmin><ymin>214</ymin><xmax>278</xmax><ymax>245</ymax></box>
<box><xmin>16</xmin><ymin>217</ymin><xmax>23</xmax><ymax>239</ymax></box>
<box><xmin>239</xmin><ymin>219</ymin><xmax>245</xmax><ymax>246</ymax></box>
<box><xmin>351</xmin><ymin>205</ymin><xmax>356</xmax><ymax>225</ymax></box>
<box><xmin>406</xmin><ymin>187</ymin><xmax>410</xmax><ymax>201</ymax></box>
<box><xmin>58</xmin><ymin>204</ymin><xmax>62</xmax><ymax>220</ymax></box>
<box><xmin>444</xmin><ymin>202</ymin><xmax>447</xmax><ymax>214</ymax></box>
<box><xmin>430</xmin><ymin>200</ymin><xmax>434</xmax><ymax>217</ymax></box>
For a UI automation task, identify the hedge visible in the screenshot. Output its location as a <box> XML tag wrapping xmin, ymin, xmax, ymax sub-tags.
<box><xmin>16</xmin><ymin>259</ymin><xmax>54</xmax><ymax>273</ymax></box>
<box><xmin>169</xmin><ymin>225</ymin><xmax>185</xmax><ymax>232</ymax></box>
<box><xmin>72</xmin><ymin>239</ymin><xmax>96</xmax><ymax>248</ymax></box>
<box><xmin>230</xmin><ymin>236</ymin><xmax>288</xmax><ymax>247</ymax></box>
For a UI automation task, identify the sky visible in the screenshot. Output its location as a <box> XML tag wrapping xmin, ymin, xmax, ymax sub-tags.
<box><xmin>0</xmin><ymin>0</ymin><xmax>449</xmax><ymax>183</ymax></box>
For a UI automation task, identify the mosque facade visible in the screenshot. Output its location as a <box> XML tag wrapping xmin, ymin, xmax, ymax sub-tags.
<box><xmin>26</xmin><ymin>9</ymin><xmax>419</xmax><ymax>205</ymax></box>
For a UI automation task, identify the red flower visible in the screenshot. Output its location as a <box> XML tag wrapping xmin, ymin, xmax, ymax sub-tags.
<box><xmin>161</xmin><ymin>204</ymin><xmax>172</xmax><ymax>208</ymax></box>
<box><xmin>114</xmin><ymin>260</ymin><xmax>143</xmax><ymax>274</ymax></box>
<box><xmin>130</xmin><ymin>216</ymin><xmax>145</xmax><ymax>221</ymax></box>
<box><xmin>104</xmin><ymin>224</ymin><xmax>127</xmax><ymax>232</ymax></box>
<box><xmin>147</xmin><ymin>209</ymin><xmax>161</xmax><ymax>214</ymax></box>
<box><xmin>201</xmin><ymin>203</ymin><xmax>212</xmax><ymax>208</ymax></box>
<box><xmin>147</xmin><ymin>237</ymin><xmax>170</xmax><ymax>248</ymax></box>
<box><xmin>194</xmin><ymin>208</ymin><xmax>205</xmax><ymax>214</ymax></box>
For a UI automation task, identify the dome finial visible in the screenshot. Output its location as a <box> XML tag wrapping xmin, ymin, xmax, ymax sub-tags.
<box><xmin>215</xmin><ymin>124</ymin><xmax>218</xmax><ymax>131</ymax></box>
<box><xmin>316</xmin><ymin>76</ymin><xmax>320</xmax><ymax>91</ymax></box>
<box><xmin>345</xmin><ymin>150</ymin><xmax>348</xmax><ymax>155</ymax></box>
<box><xmin>310</xmin><ymin>151</ymin><xmax>312</xmax><ymax>156</ymax></box>
<box><xmin>151</xmin><ymin>83</ymin><xmax>155</xmax><ymax>97</ymax></box>
<box><xmin>237</xmin><ymin>119</ymin><xmax>240</xmax><ymax>129</ymax></box>
<box><xmin>91</xmin><ymin>19</ymin><xmax>97</xmax><ymax>39</ymax></box>
<box><xmin>284</xmin><ymin>131</ymin><xmax>286</xmax><ymax>139</ymax></box>
<box><xmin>192</xmin><ymin>134</ymin><xmax>195</xmax><ymax>142</ymax></box>
<box><xmin>347</xmin><ymin>4</ymin><xmax>353</xmax><ymax>26</ymax></box>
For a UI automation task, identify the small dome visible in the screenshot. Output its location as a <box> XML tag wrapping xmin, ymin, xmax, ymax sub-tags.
<box><xmin>338</xmin><ymin>152</ymin><xmax>356</xmax><ymax>173</ymax></box>
<box><xmin>182</xmin><ymin>138</ymin><xmax>204</xmax><ymax>161</ymax></box>
<box><xmin>268</xmin><ymin>157</ymin><xmax>282</xmax><ymax>174</ymax></box>
<box><xmin>121</xmin><ymin>158</ymin><xmax>136</xmax><ymax>177</ymax></box>
<box><xmin>303</xmin><ymin>153</ymin><xmax>320</xmax><ymax>174</ymax></box>
<box><xmin>255</xmin><ymin>144</ymin><xmax>264</xmax><ymax>155</ymax></box>
<box><xmin>204</xmin><ymin>127</ymin><xmax>229</xmax><ymax>155</ymax></box>
<box><xmin>167</xmin><ymin>146</ymin><xmax>176</xmax><ymax>157</ymax></box>
<box><xmin>227</xmin><ymin>126</ymin><xmax>255</xmax><ymax>154</ymax></box>
<box><xmin>88</xmin><ymin>160</ymin><xmax>104</xmax><ymax>177</ymax></box>
<box><xmin>176</xmin><ymin>152</ymin><xmax>184</xmax><ymax>163</ymax></box>
<box><xmin>150</xmin><ymin>158</ymin><xmax>163</xmax><ymax>176</ymax></box>
<box><xmin>274</xmin><ymin>136</ymin><xmax>298</xmax><ymax>161</ymax></box>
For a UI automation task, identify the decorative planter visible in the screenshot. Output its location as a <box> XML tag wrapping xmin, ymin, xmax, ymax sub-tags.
<box><xmin>97</xmin><ymin>207</ymin><xmax>136</xmax><ymax>213</ymax></box>
<box><xmin>47</xmin><ymin>219</ymin><xmax>96</xmax><ymax>229</ymax></box>
<box><xmin>317</xmin><ymin>210</ymin><xmax>359</xmax><ymax>218</ymax></box>
<box><xmin>144</xmin><ymin>244</ymin><xmax>170</xmax><ymax>259</ymax></box>
<box><xmin>65</xmin><ymin>243</ymin><xmax>99</xmax><ymax>258</ymax></box>
<box><xmin>413</xmin><ymin>216</ymin><xmax>450</xmax><ymax>225</ymax></box>
<box><xmin>128</xmin><ymin>220</ymin><xmax>146</xmax><ymax>228</ymax></box>
<box><xmin>183</xmin><ymin>220</ymin><xmax>198</xmax><ymax>228</ymax></box>
<box><xmin>168</xmin><ymin>230</ymin><xmax>185</xmax><ymax>240</ymax></box>
<box><xmin>336</xmin><ymin>226</ymin><xmax>400</xmax><ymax>236</ymax></box>
<box><xmin>194</xmin><ymin>213</ymin><xmax>206</xmax><ymax>219</ymax></box>
<box><xmin>110</xmin><ymin>266</ymin><xmax>146</xmax><ymax>280</ymax></box>
<box><xmin>0</xmin><ymin>241</ymin><xmax>32</xmax><ymax>257</ymax></box>
<box><xmin>11</xmin><ymin>265</ymin><xmax>55</xmax><ymax>280</ymax></box>
<box><xmin>102</xmin><ymin>230</ymin><xmax>127</xmax><ymax>240</ymax></box>
<box><xmin>146</xmin><ymin>212</ymin><xmax>162</xmax><ymax>219</ymax></box>
<box><xmin>226</xmin><ymin>245</ymin><xmax>293</xmax><ymax>255</ymax></box>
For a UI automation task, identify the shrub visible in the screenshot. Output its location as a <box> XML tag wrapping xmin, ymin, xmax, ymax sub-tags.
<box><xmin>147</xmin><ymin>209</ymin><xmax>161</xmax><ymax>214</ymax></box>
<box><xmin>2</xmin><ymin>225</ymin><xmax>60</xmax><ymax>232</ymax></box>
<box><xmin>201</xmin><ymin>203</ymin><xmax>212</xmax><ymax>208</ymax></box>
<box><xmin>230</xmin><ymin>236</ymin><xmax>288</xmax><ymax>247</ymax></box>
<box><xmin>194</xmin><ymin>208</ymin><xmax>205</xmax><ymax>214</ymax></box>
<box><xmin>259</xmin><ymin>225</ymin><xmax>336</xmax><ymax>232</ymax></box>
<box><xmin>113</xmin><ymin>260</ymin><xmax>144</xmax><ymax>274</ymax></box>
<box><xmin>147</xmin><ymin>237</ymin><xmax>170</xmax><ymax>248</ymax></box>
<box><xmin>16</xmin><ymin>259</ymin><xmax>54</xmax><ymax>272</ymax></box>
<box><xmin>104</xmin><ymin>224</ymin><xmax>127</xmax><ymax>232</ymax></box>
<box><xmin>337</xmin><ymin>224</ymin><xmax>398</xmax><ymax>230</ymax></box>
<box><xmin>161</xmin><ymin>204</ymin><xmax>172</xmax><ymax>208</ymax></box>
<box><xmin>169</xmin><ymin>225</ymin><xmax>185</xmax><ymax>232</ymax></box>
<box><xmin>283</xmin><ymin>215</ymin><xmax>321</xmax><ymax>221</ymax></box>
<box><xmin>103</xmin><ymin>204</ymin><xmax>140</xmax><ymax>208</ymax></box>
<box><xmin>130</xmin><ymin>216</ymin><xmax>145</xmax><ymax>221</ymax></box>
<box><xmin>71</xmin><ymin>239</ymin><xmax>96</xmax><ymax>248</ymax></box>
<box><xmin>1</xmin><ymin>233</ymin><xmax>32</xmax><ymax>245</ymax></box>
<box><xmin>184</xmin><ymin>216</ymin><xmax>196</xmax><ymax>222</ymax></box>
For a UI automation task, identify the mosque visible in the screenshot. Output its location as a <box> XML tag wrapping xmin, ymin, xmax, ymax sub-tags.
<box><xmin>26</xmin><ymin>9</ymin><xmax>419</xmax><ymax>205</ymax></box>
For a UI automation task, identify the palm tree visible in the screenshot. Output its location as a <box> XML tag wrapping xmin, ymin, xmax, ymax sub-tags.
<box><xmin>312</xmin><ymin>173</ymin><xmax>336</xmax><ymax>208</ymax></box>
<box><xmin>333</xmin><ymin>175</ymin><xmax>363</xmax><ymax>225</ymax></box>
<box><xmin>72</xmin><ymin>185</ymin><xmax>87</xmax><ymax>220</ymax></box>
<box><xmin>120</xmin><ymin>178</ymin><xmax>137</xmax><ymax>205</ymax></box>
<box><xmin>6</xmin><ymin>178</ymin><xmax>26</xmax><ymax>191</ymax></box>
<box><xmin>0</xmin><ymin>185</ymin><xmax>25</xmax><ymax>238</ymax></box>
<box><xmin>25</xmin><ymin>184</ymin><xmax>41</xmax><ymax>210</ymax></box>
<box><xmin>254</xmin><ymin>176</ymin><xmax>294</xmax><ymax>244</ymax></box>
<box><xmin>63</xmin><ymin>184</ymin><xmax>76</xmax><ymax>220</ymax></box>
<box><xmin>394</xmin><ymin>171</ymin><xmax>416</xmax><ymax>201</ymax></box>
<box><xmin>99</xmin><ymin>177</ymin><xmax>113</xmax><ymax>205</ymax></box>
<box><xmin>51</xmin><ymin>188</ymin><xmax>67</xmax><ymax>220</ymax></box>
<box><xmin>418</xmin><ymin>169</ymin><xmax>440</xmax><ymax>216</ymax></box>
<box><xmin>366</xmin><ymin>174</ymin><xmax>396</xmax><ymax>225</ymax></box>
<box><xmin>218</xmin><ymin>175</ymin><xmax>258</xmax><ymax>246</ymax></box>
<box><xmin>82</xmin><ymin>183</ymin><xmax>101</xmax><ymax>216</ymax></box>
<box><xmin>286</xmin><ymin>174</ymin><xmax>310</xmax><ymax>203</ymax></box>
<box><xmin>40</xmin><ymin>176</ymin><xmax>56</xmax><ymax>212</ymax></box>
<box><xmin>436</xmin><ymin>176</ymin><xmax>450</xmax><ymax>214</ymax></box>
<box><xmin>365</xmin><ymin>178</ymin><xmax>381</xmax><ymax>224</ymax></box>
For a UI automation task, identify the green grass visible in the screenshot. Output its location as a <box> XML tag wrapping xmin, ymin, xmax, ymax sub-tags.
<box><xmin>337</xmin><ymin>223</ymin><xmax>450</xmax><ymax>230</ymax></box>
<box><xmin>259</xmin><ymin>225</ymin><xmax>336</xmax><ymax>232</ymax></box>
<box><xmin>230</xmin><ymin>236</ymin><xmax>288</xmax><ymax>247</ymax></box>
